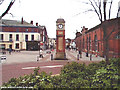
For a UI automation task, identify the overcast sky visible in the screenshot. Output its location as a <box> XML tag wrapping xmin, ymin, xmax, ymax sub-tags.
<box><xmin>0</xmin><ymin>0</ymin><xmax>119</xmax><ymax>39</ymax></box>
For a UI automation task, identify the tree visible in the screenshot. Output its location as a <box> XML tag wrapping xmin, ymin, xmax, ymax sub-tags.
<box><xmin>0</xmin><ymin>0</ymin><xmax>4</xmax><ymax>5</ymax></box>
<box><xmin>79</xmin><ymin>0</ymin><xmax>120</xmax><ymax>64</ymax></box>
<box><xmin>0</xmin><ymin>0</ymin><xmax>16</xmax><ymax>20</ymax></box>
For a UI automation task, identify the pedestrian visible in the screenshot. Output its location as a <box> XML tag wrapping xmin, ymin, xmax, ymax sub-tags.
<box><xmin>79</xmin><ymin>50</ymin><xmax>82</xmax><ymax>58</ymax></box>
<box><xmin>86</xmin><ymin>52</ymin><xmax>89</xmax><ymax>57</ymax></box>
<box><xmin>90</xmin><ymin>53</ymin><xmax>92</xmax><ymax>61</ymax></box>
<box><xmin>40</xmin><ymin>49</ymin><xmax>43</xmax><ymax>58</ymax></box>
<box><xmin>69</xmin><ymin>45</ymin><xmax>71</xmax><ymax>50</ymax></box>
<box><xmin>9</xmin><ymin>48</ymin><xmax>12</xmax><ymax>55</ymax></box>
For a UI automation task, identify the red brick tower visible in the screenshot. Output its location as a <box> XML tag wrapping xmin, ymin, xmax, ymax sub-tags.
<box><xmin>55</xmin><ymin>18</ymin><xmax>66</xmax><ymax>60</ymax></box>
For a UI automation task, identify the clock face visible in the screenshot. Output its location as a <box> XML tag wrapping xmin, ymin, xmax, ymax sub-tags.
<box><xmin>58</xmin><ymin>24</ymin><xmax>63</xmax><ymax>29</ymax></box>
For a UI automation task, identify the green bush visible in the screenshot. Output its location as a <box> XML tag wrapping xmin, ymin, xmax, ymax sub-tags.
<box><xmin>2</xmin><ymin>58</ymin><xmax>120</xmax><ymax>89</ymax></box>
<box><xmin>3</xmin><ymin>67</ymin><xmax>53</xmax><ymax>88</ymax></box>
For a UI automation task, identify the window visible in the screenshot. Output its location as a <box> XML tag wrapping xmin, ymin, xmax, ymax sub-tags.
<box><xmin>9</xmin><ymin>34</ymin><xmax>12</xmax><ymax>41</ymax></box>
<box><xmin>31</xmin><ymin>35</ymin><xmax>34</xmax><ymax>41</ymax></box>
<box><xmin>0</xmin><ymin>34</ymin><xmax>3</xmax><ymax>41</ymax></box>
<box><xmin>16</xmin><ymin>34</ymin><xmax>19</xmax><ymax>41</ymax></box>
<box><xmin>1</xmin><ymin>44</ymin><xmax>5</xmax><ymax>49</ymax></box>
<box><xmin>25</xmin><ymin>35</ymin><xmax>28</xmax><ymax>41</ymax></box>
<box><xmin>16</xmin><ymin>29</ymin><xmax>19</xmax><ymax>32</ymax></box>
<box><xmin>26</xmin><ymin>29</ymin><xmax>28</xmax><ymax>32</ymax></box>
<box><xmin>94</xmin><ymin>35</ymin><xmax>98</xmax><ymax>51</ymax></box>
<box><xmin>32</xmin><ymin>29</ymin><xmax>34</xmax><ymax>32</ymax></box>
<box><xmin>89</xmin><ymin>37</ymin><xmax>91</xmax><ymax>50</ymax></box>
<box><xmin>115</xmin><ymin>32</ymin><xmax>120</xmax><ymax>39</ymax></box>
<box><xmin>16</xmin><ymin>43</ymin><xmax>19</xmax><ymax>49</ymax></box>
<box><xmin>87</xmin><ymin>37</ymin><xmax>89</xmax><ymax>51</ymax></box>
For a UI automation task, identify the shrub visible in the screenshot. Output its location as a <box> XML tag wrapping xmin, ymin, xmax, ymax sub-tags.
<box><xmin>2</xmin><ymin>58</ymin><xmax>120</xmax><ymax>89</ymax></box>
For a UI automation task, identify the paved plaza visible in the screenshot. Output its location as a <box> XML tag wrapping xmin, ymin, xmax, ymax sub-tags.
<box><xmin>67</xmin><ymin>50</ymin><xmax>105</xmax><ymax>61</ymax></box>
<box><xmin>1</xmin><ymin>49</ymin><xmax>105</xmax><ymax>65</ymax></box>
<box><xmin>1</xmin><ymin>50</ymin><xmax>52</xmax><ymax>64</ymax></box>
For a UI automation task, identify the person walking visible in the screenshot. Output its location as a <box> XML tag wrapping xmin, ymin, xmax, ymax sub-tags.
<box><xmin>79</xmin><ymin>50</ymin><xmax>82</xmax><ymax>58</ymax></box>
<box><xmin>40</xmin><ymin>48</ymin><xmax>43</xmax><ymax>58</ymax></box>
<box><xmin>9</xmin><ymin>48</ymin><xmax>12</xmax><ymax>55</ymax></box>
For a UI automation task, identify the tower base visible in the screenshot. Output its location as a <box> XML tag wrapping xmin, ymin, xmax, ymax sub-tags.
<box><xmin>55</xmin><ymin>52</ymin><xmax>67</xmax><ymax>60</ymax></box>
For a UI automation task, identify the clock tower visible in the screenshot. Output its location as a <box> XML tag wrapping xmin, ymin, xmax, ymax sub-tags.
<box><xmin>55</xmin><ymin>18</ymin><xmax>66</xmax><ymax>60</ymax></box>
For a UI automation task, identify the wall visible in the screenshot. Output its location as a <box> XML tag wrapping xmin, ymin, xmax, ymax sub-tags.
<box><xmin>75</xmin><ymin>18</ymin><xmax>120</xmax><ymax>58</ymax></box>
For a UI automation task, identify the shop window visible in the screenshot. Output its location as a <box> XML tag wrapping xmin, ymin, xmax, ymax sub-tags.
<box><xmin>1</xmin><ymin>44</ymin><xmax>5</xmax><ymax>49</ymax></box>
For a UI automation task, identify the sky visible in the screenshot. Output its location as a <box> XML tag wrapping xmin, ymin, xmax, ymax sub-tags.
<box><xmin>0</xmin><ymin>0</ymin><xmax>119</xmax><ymax>39</ymax></box>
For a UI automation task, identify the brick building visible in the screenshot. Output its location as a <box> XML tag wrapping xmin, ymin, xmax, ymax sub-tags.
<box><xmin>75</xmin><ymin>17</ymin><xmax>120</xmax><ymax>58</ymax></box>
<box><xmin>0</xmin><ymin>18</ymin><xmax>48</xmax><ymax>51</ymax></box>
<box><xmin>38</xmin><ymin>25</ymin><xmax>49</xmax><ymax>50</ymax></box>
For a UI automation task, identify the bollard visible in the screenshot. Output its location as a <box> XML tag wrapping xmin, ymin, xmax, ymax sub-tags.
<box><xmin>77</xmin><ymin>54</ymin><xmax>79</xmax><ymax>60</ymax></box>
<box><xmin>90</xmin><ymin>54</ymin><xmax>92</xmax><ymax>61</ymax></box>
<box><xmin>51</xmin><ymin>54</ymin><xmax>53</xmax><ymax>60</ymax></box>
<box><xmin>80</xmin><ymin>54</ymin><xmax>82</xmax><ymax>58</ymax></box>
<box><xmin>64</xmin><ymin>53</ymin><xmax>66</xmax><ymax>59</ymax></box>
<box><xmin>37</xmin><ymin>56</ymin><xmax>39</xmax><ymax>61</ymax></box>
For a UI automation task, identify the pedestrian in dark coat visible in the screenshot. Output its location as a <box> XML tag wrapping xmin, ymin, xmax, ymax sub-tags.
<box><xmin>9</xmin><ymin>48</ymin><xmax>12</xmax><ymax>55</ymax></box>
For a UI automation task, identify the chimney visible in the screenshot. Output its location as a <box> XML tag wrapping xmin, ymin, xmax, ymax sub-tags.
<box><xmin>36</xmin><ymin>22</ymin><xmax>38</xmax><ymax>26</ymax></box>
<box><xmin>21</xmin><ymin>17</ymin><xmax>23</xmax><ymax>24</ymax></box>
<box><xmin>30</xmin><ymin>20</ymin><xmax>33</xmax><ymax>24</ymax></box>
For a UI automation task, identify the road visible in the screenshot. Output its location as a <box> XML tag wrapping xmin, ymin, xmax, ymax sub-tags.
<box><xmin>0</xmin><ymin>49</ymin><xmax>104</xmax><ymax>85</ymax></box>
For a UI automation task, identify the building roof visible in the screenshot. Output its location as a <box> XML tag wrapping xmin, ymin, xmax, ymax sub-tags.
<box><xmin>86</xmin><ymin>17</ymin><xmax>120</xmax><ymax>33</ymax></box>
<box><xmin>0</xmin><ymin>19</ymin><xmax>37</xmax><ymax>27</ymax></box>
<box><xmin>56</xmin><ymin>18</ymin><xmax>65</xmax><ymax>23</ymax></box>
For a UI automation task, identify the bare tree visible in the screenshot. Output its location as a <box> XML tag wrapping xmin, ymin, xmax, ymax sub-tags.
<box><xmin>0</xmin><ymin>0</ymin><xmax>4</xmax><ymax>5</ymax></box>
<box><xmin>0</xmin><ymin>0</ymin><xmax>16</xmax><ymax>20</ymax></box>
<box><xmin>87</xmin><ymin>0</ymin><xmax>116</xmax><ymax>22</ymax></box>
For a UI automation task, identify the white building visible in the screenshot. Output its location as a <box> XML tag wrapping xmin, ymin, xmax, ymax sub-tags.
<box><xmin>0</xmin><ymin>19</ymin><xmax>41</xmax><ymax>51</ymax></box>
